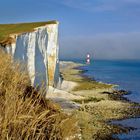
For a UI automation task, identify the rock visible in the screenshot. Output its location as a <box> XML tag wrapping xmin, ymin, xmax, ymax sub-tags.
<box><xmin>0</xmin><ymin>21</ymin><xmax>61</xmax><ymax>89</ymax></box>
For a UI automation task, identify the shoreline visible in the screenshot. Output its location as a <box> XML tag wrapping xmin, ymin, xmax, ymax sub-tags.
<box><xmin>58</xmin><ymin>61</ymin><xmax>140</xmax><ymax>139</ymax></box>
<box><xmin>73</xmin><ymin>61</ymin><xmax>140</xmax><ymax>139</ymax></box>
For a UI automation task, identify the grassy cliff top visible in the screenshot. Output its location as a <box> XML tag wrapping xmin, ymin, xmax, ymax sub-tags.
<box><xmin>0</xmin><ymin>20</ymin><xmax>57</xmax><ymax>46</ymax></box>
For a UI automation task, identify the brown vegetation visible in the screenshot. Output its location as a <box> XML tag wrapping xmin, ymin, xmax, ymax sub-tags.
<box><xmin>0</xmin><ymin>51</ymin><xmax>79</xmax><ymax>140</ymax></box>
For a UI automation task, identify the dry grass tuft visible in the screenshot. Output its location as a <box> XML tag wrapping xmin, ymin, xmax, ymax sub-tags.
<box><xmin>0</xmin><ymin>50</ymin><xmax>79</xmax><ymax>140</ymax></box>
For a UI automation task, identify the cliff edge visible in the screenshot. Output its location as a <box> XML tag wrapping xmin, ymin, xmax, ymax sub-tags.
<box><xmin>0</xmin><ymin>21</ymin><xmax>61</xmax><ymax>89</ymax></box>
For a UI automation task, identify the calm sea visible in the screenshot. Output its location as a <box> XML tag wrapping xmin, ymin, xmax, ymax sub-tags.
<box><xmin>69</xmin><ymin>59</ymin><xmax>140</xmax><ymax>140</ymax></box>
<box><xmin>79</xmin><ymin>60</ymin><xmax>140</xmax><ymax>103</ymax></box>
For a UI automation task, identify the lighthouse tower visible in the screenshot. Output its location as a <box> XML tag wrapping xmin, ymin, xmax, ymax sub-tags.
<box><xmin>86</xmin><ymin>53</ymin><xmax>90</xmax><ymax>64</ymax></box>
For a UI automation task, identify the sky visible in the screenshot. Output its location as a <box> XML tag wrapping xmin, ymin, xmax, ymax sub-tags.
<box><xmin>0</xmin><ymin>0</ymin><xmax>140</xmax><ymax>60</ymax></box>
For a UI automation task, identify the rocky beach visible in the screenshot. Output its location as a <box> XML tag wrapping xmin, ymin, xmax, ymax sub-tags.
<box><xmin>48</xmin><ymin>61</ymin><xmax>140</xmax><ymax>140</ymax></box>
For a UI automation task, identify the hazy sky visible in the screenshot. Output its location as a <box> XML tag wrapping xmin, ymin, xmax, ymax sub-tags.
<box><xmin>0</xmin><ymin>0</ymin><xmax>140</xmax><ymax>60</ymax></box>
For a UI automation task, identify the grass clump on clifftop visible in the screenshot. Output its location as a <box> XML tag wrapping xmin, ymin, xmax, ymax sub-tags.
<box><xmin>0</xmin><ymin>50</ymin><xmax>78</xmax><ymax>140</ymax></box>
<box><xmin>0</xmin><ymin>20</ymin><xmax>57</xmax><ymax>45</ymax></box>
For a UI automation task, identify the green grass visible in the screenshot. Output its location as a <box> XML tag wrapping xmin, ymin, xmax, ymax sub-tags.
<box><xmin>0</xmin><ymin>20</ymin><xmax>57</xmax><ymax>43</ymax></box>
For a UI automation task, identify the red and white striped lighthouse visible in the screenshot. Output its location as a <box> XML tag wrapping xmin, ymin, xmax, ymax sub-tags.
<box><xmin>86</xmin><ymin>53</ymin><xmax>90</xmax><ymax>64</ymax></box>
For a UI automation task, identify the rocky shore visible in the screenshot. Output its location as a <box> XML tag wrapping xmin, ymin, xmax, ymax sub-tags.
<box><xmin>47</xmin><ymin>61</ymin><xmax>140</xmax><ymax>140</ymax></box>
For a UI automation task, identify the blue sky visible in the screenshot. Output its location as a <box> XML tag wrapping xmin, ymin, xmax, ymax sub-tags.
<box><xmin>0</xmin><ymin>0</ymin><xmax>140</xmax><ymax>59</ymax></box>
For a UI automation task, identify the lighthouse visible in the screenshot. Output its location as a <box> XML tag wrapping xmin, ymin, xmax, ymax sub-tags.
<box><xmin>86</xmin><ymin>53</ymin><xmax>91</xmax><ymax>64</ymax></box>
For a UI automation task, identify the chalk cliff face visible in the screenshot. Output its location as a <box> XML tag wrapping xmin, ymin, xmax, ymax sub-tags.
<box><xmin>0</xmin><ymin>22</ymin><xmax>61</xmax><ymax>88</ymax></box>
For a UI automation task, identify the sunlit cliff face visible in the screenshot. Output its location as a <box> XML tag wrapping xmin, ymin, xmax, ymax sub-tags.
<box><xmin>0</xmin><ymin>22</ymin><xmax>61</xmax><ymax>89</ymax></box>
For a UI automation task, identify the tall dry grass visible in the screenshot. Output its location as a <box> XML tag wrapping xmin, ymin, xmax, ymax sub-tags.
<box><xmin>0</xmin><ymin>50</ymin><xmax>78</xmax><ymax>140</ymax></box>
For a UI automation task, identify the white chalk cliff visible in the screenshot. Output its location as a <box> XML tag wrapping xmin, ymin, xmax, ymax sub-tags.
<box><xmin>0</xmin><ymin>22</ymin><xmax>61</xmax><ymax>89</ymax></box>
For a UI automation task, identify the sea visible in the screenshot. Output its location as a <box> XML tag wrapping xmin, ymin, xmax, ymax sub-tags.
<box><xmin>68</xmin><ymin>59</ymin><xmax>140</xmax><ymax>140</ymax></box>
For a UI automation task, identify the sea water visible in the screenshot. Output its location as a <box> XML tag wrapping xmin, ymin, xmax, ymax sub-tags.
<box><xmin>80</xmin><ymin>60</ymin><xmax>140</xmax><ymax>103</ymax></box>
<box><xmin>73</xmin><ymin>59</ymin><xmax>140</xmax><ymax>140</ymax></box>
